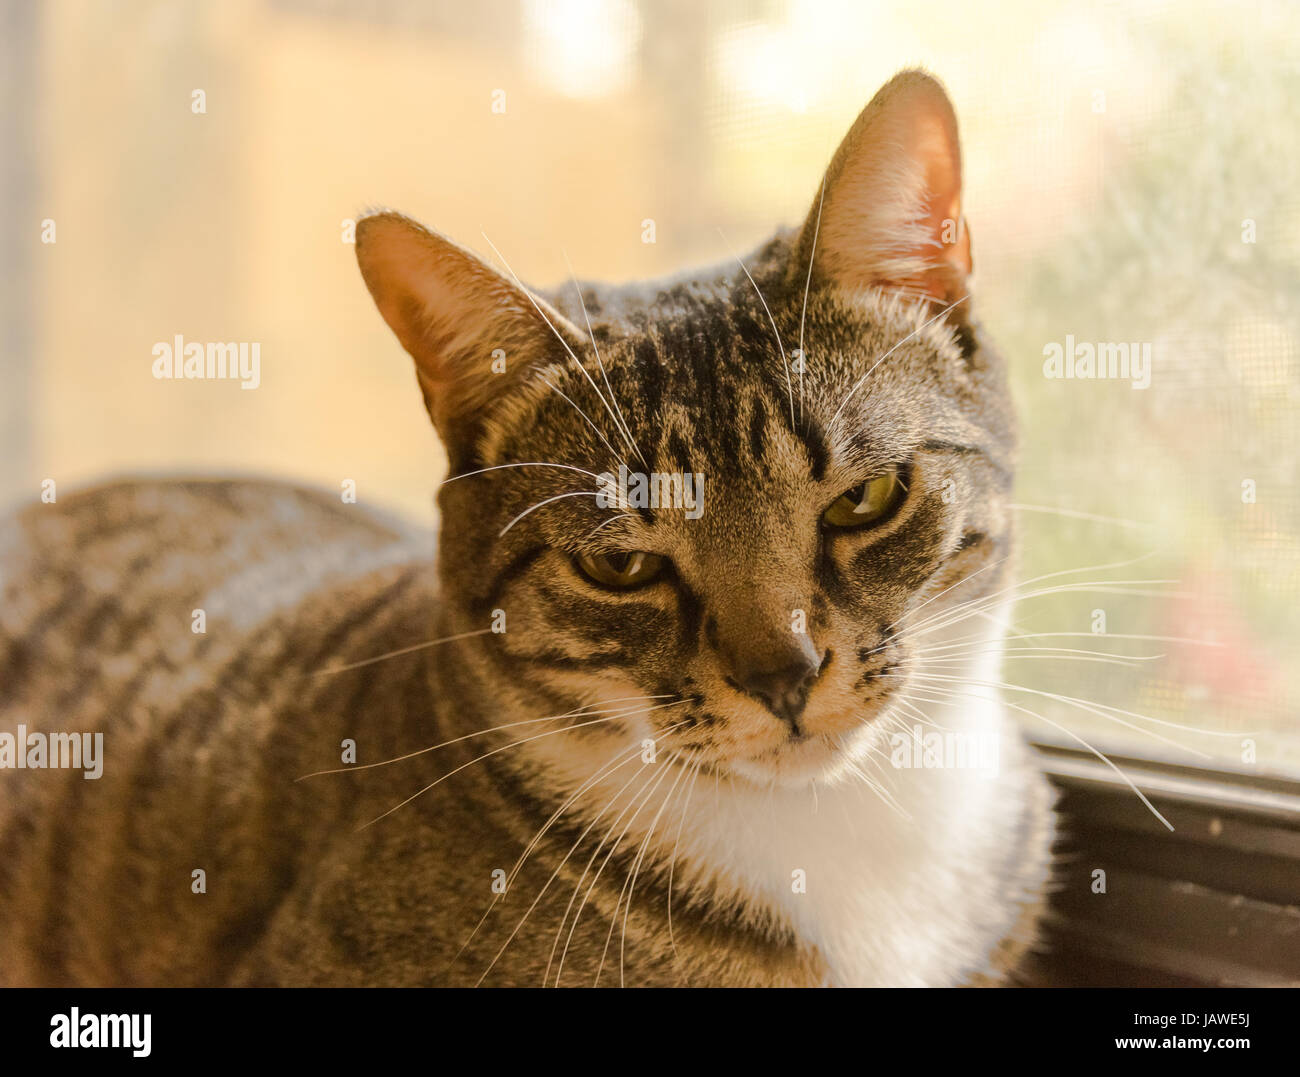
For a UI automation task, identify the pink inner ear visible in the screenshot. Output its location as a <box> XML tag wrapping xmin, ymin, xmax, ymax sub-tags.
<box><xmin>912</xmin><ymin>110</ymin><xmax>972</xmax><ymax>297</ymax></box>
<box><xmin>874</xmin><ymin>94</ymin><xmax>972</xmax><ymax>301</ymax></box>
<box><xmin>804</xmin><ymin>71</ymin><xmax>974</xmax><ymax>305</ymax></box>
<box><xmin>357</xmin><ymin>211</ymin><xmax>588</xmax><ymax>445</ymax></box>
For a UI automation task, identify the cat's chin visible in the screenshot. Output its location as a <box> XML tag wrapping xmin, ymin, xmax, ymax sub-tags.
<box><xmin>724</xmin><ymin>722</ymin><xmax>880</xmax><ymax>789</ymax></box>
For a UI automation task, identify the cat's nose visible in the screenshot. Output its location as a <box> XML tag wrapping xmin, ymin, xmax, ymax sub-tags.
<box><xmin>738</xmin><ymin>638</ymin><xmax>827</xmax><ymax>728</ymax></box>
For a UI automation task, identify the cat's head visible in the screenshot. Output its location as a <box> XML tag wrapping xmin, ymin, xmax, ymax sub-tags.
<box><xmin>356</xmin><ymin>70</ymin><xmax>1015</xmax><ymax>788</ymax></box>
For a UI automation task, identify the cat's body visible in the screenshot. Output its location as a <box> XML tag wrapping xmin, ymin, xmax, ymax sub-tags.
<box><xmin>0</xmin><ymin>477</ymin><xmax>1051</xmax><ymax>988</ymax></box>
<box><xmin>0</xmin><ymin>71</ymin><xmax>1056</xmax><ymax>986</ymax></box>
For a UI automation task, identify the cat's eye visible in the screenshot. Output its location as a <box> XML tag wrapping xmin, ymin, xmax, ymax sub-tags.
<box><xmin>574</xmin><ymin>550</ymin><xmax>666</xmax><ymax>589</ymax></box>
<box><xmin>822</xmin><ymin>466</ymin><xmax>907</xmax><ymax>529</ymax></box>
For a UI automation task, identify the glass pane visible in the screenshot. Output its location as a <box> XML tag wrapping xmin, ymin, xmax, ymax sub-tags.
<box><xmin>3</xmin><ymin>0</ymin><xmax>1296</xmax><ymax>775</ymax></box>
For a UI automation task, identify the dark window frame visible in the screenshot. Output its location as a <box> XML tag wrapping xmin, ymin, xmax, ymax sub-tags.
<box><xmin>1019</xmin><ymin>742</ymin><xmax>1300</xmax><ymax>986</ymax></box>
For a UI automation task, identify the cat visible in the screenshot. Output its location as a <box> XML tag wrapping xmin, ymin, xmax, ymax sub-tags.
<box><xmin>0</xmin><ymin>70</ymin><xmax>1055</xmax><ymax>987</ymax></box>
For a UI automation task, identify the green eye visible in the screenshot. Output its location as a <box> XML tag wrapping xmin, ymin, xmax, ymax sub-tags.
<box><xmin>822</xmin><ymin>467</ymin><xmax>907</xmax><ymax>529</ymax></box>
<box><xmin>574</xmin><ymin>550</ymin><xmax>666</xmax><ymax>589</ymax></box>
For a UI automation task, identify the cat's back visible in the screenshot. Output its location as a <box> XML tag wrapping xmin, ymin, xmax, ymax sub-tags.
<box><xmin>0</xmin><ymin>478</ymin><xmax>437</xmax><ymax>985</ymax></box>
<box><xmin>1</xmin><ymin>477</ymin><xmax>421</xmax><ymax>624</ymax></box>
<box><xmin>0</xmin><ymin>478</ymin><xmax>427</xmax><ymax>738</ymax></box>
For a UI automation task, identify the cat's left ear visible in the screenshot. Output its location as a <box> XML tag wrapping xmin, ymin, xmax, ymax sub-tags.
<box><xmin>355</xmin><ymin>211</ymin><xmax>583</xmax><ymax>455</ymax></box>
<box><xmin>792</xmin><ymin>69</ymin><xmax>971</xmax><ymax>307</ymax></box>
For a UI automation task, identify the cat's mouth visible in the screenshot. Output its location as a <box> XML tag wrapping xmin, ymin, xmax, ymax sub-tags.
<box><xmin>725</xmin><ymin>718</ymin><xmax>880</xmax><ymax>787</ymax></box>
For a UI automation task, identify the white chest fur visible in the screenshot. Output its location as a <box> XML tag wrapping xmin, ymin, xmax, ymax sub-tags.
<box><xmin>677</xmin><ymin>642</ymin><xmax>1047</xmax><ymax>986</ymax></box>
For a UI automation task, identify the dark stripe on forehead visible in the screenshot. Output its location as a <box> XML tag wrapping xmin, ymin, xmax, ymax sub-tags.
<box><xmin>666</xmin><ymin>430</ymin><xmax>692</xmax><ymax>475</ymax></box>
<box><xmin>748</xmin><ymin>396</ymin><xmax>768</xmax><ymax>465</ymax></box>
<box><xmin>801</xmin><ymin>416</ymin><xmax>830</xmax><ymax>481</ymax></box>
<box><xmin>633</xmin><ymin>336</ymin><xmax>666</xmax><ymax>429</ymax></box>
<box><xmin>673</xmin><ymin>312</ymin><xmax>737</xmax><ymax>465</ymax></box>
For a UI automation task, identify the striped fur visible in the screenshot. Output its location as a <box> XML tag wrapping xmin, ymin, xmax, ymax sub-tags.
<box><xmin>0</xmin><ymin>71</ymin><xmax>1055</xmax><ymax>986</ymax></box>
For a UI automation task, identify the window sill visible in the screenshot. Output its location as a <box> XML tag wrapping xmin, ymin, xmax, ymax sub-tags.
<box><xmin>1015</xmin><ymin>743</ymin><xmax>1300</xmax><ymax>987</ymax></box>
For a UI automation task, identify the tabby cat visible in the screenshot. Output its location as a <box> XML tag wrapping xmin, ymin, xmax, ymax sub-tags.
<box><xmin>0</xmin><ymin>70</ymin><xmax>1055</xmax><ymax>987</ymax></box>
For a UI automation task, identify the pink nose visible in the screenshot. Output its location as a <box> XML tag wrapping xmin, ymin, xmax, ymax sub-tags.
<box><xmin>737</xmin><ymin>642</ymin><xmax>827</xmax><ymax>728</ymax></box>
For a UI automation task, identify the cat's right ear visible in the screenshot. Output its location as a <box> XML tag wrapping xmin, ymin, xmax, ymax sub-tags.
<box><xmin>791</xmin><ymin>70</ymin><xmax>972</xmax><ymax>310</ymax></box>
<box><xmin>355</xmin><ymin>211</ymin><xmax>580</xmax><ymax>451</ymax></box>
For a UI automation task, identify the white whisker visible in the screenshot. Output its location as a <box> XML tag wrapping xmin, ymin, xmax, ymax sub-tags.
<box><xmin>1010</xmin><ymin>502</ymin><xmax>1155</xmax><ymax>531</ymax></box>
<box><xmin>592</xmin><ymin>758</ymin><xmax>681</xmax><ymax>986</ymax></box>
<box><xmin>499</xmin><ymin>489</ymin><xmax>600</xmax><ymax>537</ymax></box>
<box><xmin>718</xmin><ymin>227</ymin><xmax>795</xmax><ymax>427</ymax></box>
<box><xmin>299</xmin><ymin>693</ymin><xmax>675</xmax><ymax>781</ymax></box>
<box><xmin>458</xmin><ymin>737</ymin><xmax>647</xmax><ymax>973</ymax></box>
<box><xmin>900</xmin><ymin>671</ymin><xmax>1221</xmax><ymax>756</ymax></box>
<box><xmin>614</xmin><ymin>757</ymin><xmax>692</xmax><ymax>987</ymax></box>
<box><xmin>583</xmin><ymin>513</ymin><xmax>637</xmax><ymax>543</ymax></box>
<box><xmin>481</xmin><ymin>231</ymin><xmax>634</xmax><ymax>469</ymax></box>
<box><xmin>563</xmin><ymin>250</ymin><xmax>646</xmax><ymax>468</ymax></box>
<box><xmin>901</xmin><ymin>683</ymin><xmax>1174</xmax><ymax>830</ymax></box>
<box><xmin>829</xmin><ymin>293</ymin><xmax>970</xmax><ymax>433</ymax></box>
<box><xmin>537</xmin><ymin>375</ymin><xmax>624</xmax><ymax>472</ymax></box>
<box><xmin>472</xmin><ymin>718</ymin><xmax>693</xmax><ymax>985</ymax></box>
<box><xmin>359</xmin><ymin>700</ymin><xmax>691</xmax><ymax>832</ymax></box>
<box><xmin>665</xmin><ymin>758</ymin><xmax>702</xmax><ymax>971</ymax></box>
<box><xmin>441</xmin><ymin>462</ymin><xmax>600</xmax><ymax>486</ymax></box>
<box><xmin>797</xmin><ymin>170</ymin><xmax>829</xmax><ymax>429</ymax></box>
<box><xmin>306</xmin><ymin>627</ymin><xmax>492</xmax><ymax>678</ymax></box>
<box><xmin>551</xmin><ymin>759</ymin><xmax>673</xmax><ymax>986</ymax></box>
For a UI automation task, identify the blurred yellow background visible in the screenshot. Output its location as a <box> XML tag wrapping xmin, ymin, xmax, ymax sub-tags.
<box><xmin>3</xmin><ymin>0</ymin><xmax>1298</xmax><ymax>771</ymax></box>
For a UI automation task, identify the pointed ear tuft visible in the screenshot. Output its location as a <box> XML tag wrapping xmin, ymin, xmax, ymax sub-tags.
<box><xmin>355</xmin><ymin>212</ymin><xmax>579</xmax><ymax>451</ymax></box>
<box><xmin>794</xmin><ymin>70</ymin><xmax>971</xmax><ymax>307</ymax></box>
